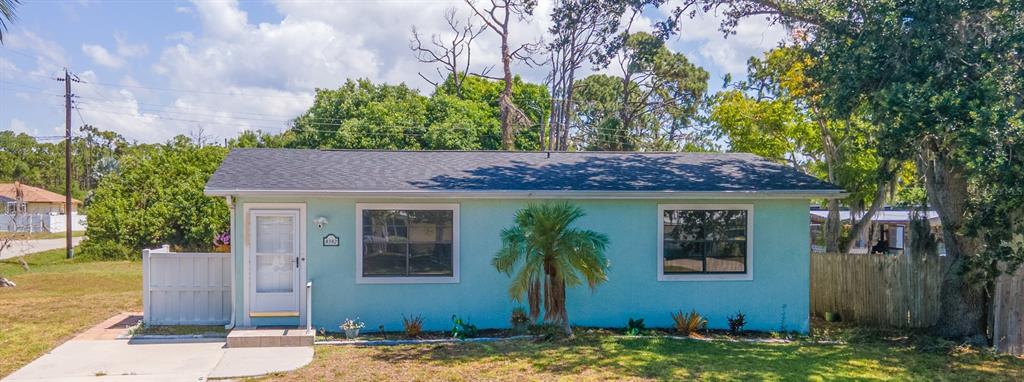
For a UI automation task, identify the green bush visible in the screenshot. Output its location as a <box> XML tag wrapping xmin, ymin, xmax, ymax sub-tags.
<box><xmin>625</xmin><ymin>317</ymin><xmax>647</xmax><ymax>336</ymax></box>
<box><xmin>450</xmin><ymin>315</ymin><xmax>478</xmax><ymax>339</ymax></box>
<box><xmin>85</xmin><ymin>136</ymin><xmax>228</xmax><ymax>252</ymax></box>
<box><xmin>77</xmin><ymin>239</ymin><xmax>136</xmax><ymax>261</ymax></box>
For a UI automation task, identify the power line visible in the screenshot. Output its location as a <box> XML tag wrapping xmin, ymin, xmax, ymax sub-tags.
<box><xmin>81</xmin><ymin>81</ymin><xmax>318</xmax><ymax>100</ymax></box>
<box><xmin>74</xmin><ymin>102</ymin><xmax>659</xmax><ymax>142</ymax></box>
<box><xmin>74</xmin><ymin>107</ymin><xmax>510</xmax><ymax>138</ymax></box>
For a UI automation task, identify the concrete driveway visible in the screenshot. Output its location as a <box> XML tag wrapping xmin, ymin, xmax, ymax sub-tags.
<box><xmin>0</xmin><ymin>236</ymin><xmax>84</xmax><ymax>259</ymax></box>
<box><xmin>3</xmin><ymin>314</ymin><xmax>313</xmax><ymax>382</ymax></box>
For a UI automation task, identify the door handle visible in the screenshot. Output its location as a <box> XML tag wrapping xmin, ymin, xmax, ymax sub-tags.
<box><xmin>295</xmin><ymin>257</ymin><xmax>299</xmax><ymax>269</ymax></box>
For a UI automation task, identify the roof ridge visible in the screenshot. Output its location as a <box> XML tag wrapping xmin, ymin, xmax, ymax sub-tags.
<box><xmin>233</xmin><ymin>148</ymin><xmax>755</xmax><ymax>156</ymax></box>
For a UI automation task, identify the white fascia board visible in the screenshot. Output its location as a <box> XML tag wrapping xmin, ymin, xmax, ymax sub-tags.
<box><xmin>204</xmin><ymin>188</ymin><xmax>848</xmax><ymax>200</ymax></box>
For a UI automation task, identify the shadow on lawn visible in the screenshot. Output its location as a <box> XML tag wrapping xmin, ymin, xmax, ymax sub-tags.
<box><xmin>360</xmin><ymin>334</ymin><xmax>969</xmax><ymax>380</ymax></box>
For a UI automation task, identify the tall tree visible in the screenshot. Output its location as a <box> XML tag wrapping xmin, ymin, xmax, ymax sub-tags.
<box><xmin>464</xmin><ymin>0</ymin><xmax>539</xmax><ymax>150</ymax></box>
<box><xmin>288</xmin><ymin>77</ymin><xmax>548</xmax><ymax>151</ymax></box>
<box><xmin>290</xmin><ymin>79</ymin><xmax>430</xmax><ymax>150</ymax></box>
<box><xmin>688</xmin><ymin>0</ymin><xmax>1024</xmax><ymax>339</ymax></box>
<box><xmin>710</xmin><ymin>47</ymin><xmax>898</xmax><ymax>254</ymax></box>
<box><xmin>493</xmin><ymin>202</ymin><xmax>610</xmax><ymax>336</ymax></box>
<box><xmin>545</xmin><ymin>0</ymin><xmax>626</xmax><ymax>150</ymax></box>
<box><xmin>410</xmin><ymin>8</ymin><xmax>485</xmax><ymax>98</ymax></box>
<box><xmin>572</xmin><ymin>32</ymin><xmax>708</xmax><ymax>151</ymax></box>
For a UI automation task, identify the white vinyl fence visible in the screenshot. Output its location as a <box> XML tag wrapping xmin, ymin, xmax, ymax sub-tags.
<box><xmin>0</xmin><ymin>213</ymin><xmax>87</xmax><ymax>233</ymax></box>
<box><xmin>143</xmin><ymin>245</ymin><xmax>232</xmax><ymax>325</ymax></box>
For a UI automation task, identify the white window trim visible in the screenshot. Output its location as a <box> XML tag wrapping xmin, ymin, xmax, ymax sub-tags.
<box><xmin>657</xmin><ymin>204</ymin><xmax>754</xmax><ymax>282</ymax></box>
<box><xmin>355</xmin><ymin>203</ymin><xmax>460</xmax><ymax>284</ymax></box>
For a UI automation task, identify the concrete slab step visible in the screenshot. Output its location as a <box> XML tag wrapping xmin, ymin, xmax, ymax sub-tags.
<box><xmin>226</xmin><ymin>327</ymin><xmax>313</xmax><ymax>348</ymax></box>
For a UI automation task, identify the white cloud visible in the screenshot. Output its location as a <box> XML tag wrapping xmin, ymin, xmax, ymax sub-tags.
<box><xmin>82</xmin><ymin>44</ymin><xmax>124</xmax><ymax>68</ymax></box>
<box><xmin>8</xmin><ymin>118</ymin><xmax>30</xmax><ymax>134</ymax></box>
<box><xmin>674</xmin><ymin>8</ymin><xmax>789</xmax><ymax>79</ymax></box>
<box><xmin>5</xmin><ymin>31</ymin><xmax>67</xmax><ymax>77</ymax></box>
<box><xmin>115</xmin><ymin>34</ymin><xmax>149</xmax><ymax>58</ymax></box>
<box><xmin>0</xmin><ymin>57</ymin><xmax>19</xmax><ymax>80</ymax></box>
<box><xmin>61</xmin><ymin>0</ymin><xmax>787</xmax><ymax>143</ymax></box>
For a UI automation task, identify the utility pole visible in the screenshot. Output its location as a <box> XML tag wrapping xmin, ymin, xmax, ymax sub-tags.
<box><xmin>57</xmin><ymin>68</ymin><xmax>79</xmax><ymax>259</ymax></box>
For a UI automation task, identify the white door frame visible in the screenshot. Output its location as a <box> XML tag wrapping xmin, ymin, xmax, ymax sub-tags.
<box><xmin>241</xmin><ymin>203</ymin><xmax>307</xmax><ymax>327</ymax></box>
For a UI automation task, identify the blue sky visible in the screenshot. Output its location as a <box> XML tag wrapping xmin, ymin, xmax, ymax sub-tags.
<box><xmin>0</xmin><ymin>0</ymin><xmax>788</xmax><ymax>143</ymax></box>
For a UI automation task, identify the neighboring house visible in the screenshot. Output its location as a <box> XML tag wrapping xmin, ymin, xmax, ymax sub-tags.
<box><xmin>809</xmin><ymin>208</ymin><xmax>944</xmax><ymax>255</ymax></box>
<box><xmin>204</xmin><ymin>149</ymin><xmax>844</xmax><ymax>333</ymax></box>
<box><xmin>0</xmin><ymin>182</ymin><xmax>81</xmax><ymax>214</ymax></box>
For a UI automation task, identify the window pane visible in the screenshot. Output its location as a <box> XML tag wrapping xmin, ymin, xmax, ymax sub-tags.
<box><xmin>256</xmin><ymin>215</ymin><xmax>294</xmax><ymax>253</ymax></box>
<box><xmin>662</xmin><ymin>209</ymin><xmax>748</xmax><ymax>275</ymax></box>
<box><xmin>663</xmin><ymin>240</ymin><xmax>705</xmax><ymax>273</ymax></box>
<box><xmin>707</xmin><ymin>240</ymin><xmax>746</xmax><ymax>273</ymax></box>
<box><xmin>362</xmin><ymin>208</ymin><xmax>455</xmax><ymax>278</ymax></box>
<box><xmin>363</xmin><ymin>242</ymin><xmax>408</xmax><ymax>276</ymax></box>
<box><xmin>409</xmin><ymin>243</ymin><xmax>453</xmax><ymax>276</ymax></box>
<box><xmin>255</xmin><ymin>254</ymin><xmax>293</xmax><ymax>293</ymax></box>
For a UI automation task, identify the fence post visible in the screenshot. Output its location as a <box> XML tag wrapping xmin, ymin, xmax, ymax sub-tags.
<box><xmin>142</xmin><ymin>248</ymin><xmax>151</xmax><ymax>325</ymax></box>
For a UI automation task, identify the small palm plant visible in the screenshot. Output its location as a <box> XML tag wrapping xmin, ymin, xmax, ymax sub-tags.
<box><xmin>493</xmin><ymin>202</ymin><xmax>610</xmax><ymax>337</ymax></box>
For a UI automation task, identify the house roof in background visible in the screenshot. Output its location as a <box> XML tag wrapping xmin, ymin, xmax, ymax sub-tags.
<box><xmin>206</xmin><ymin>149</ymin><xmax>844</xmax><ymax>198</ymax></box>
<box><xmin>0</xmin><ymin>183</ymin><xmax>81</xmax><ymax>205</ymax></box>
<box><xmin>809</xmin><ymin>209</ymin><xmax>940</xmax><ymax>223</ymax></box>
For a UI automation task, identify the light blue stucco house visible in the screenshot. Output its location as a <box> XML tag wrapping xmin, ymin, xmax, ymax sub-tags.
<box><xmin>204</xmin><ymin>149</ymin><xmax>844</xmax><ymax>333</ymax></box>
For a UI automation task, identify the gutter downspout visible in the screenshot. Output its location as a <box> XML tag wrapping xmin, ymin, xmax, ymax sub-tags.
<box><xmin>224</xmin><ymin>195</ymin><xmax>236</xmax><ymax>330</ymax></box>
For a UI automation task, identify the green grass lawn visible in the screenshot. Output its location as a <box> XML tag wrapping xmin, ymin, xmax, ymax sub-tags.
<box><xmin>2</xmin><ymin>249</ymin><xmax>1022</xmax><ymax>381</ymax></box>
<box><xmin>0</xmin><ymin>249</ymin><xmax>141</xmax><ymax>378</ymax></box>
<box><xmin>256</xmin><ymin>331</ymin><xmax>1024</xmax><ymax>381</ymax></box>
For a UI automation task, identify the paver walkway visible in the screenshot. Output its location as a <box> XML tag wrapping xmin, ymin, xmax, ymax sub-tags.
<box><xmin>3</xmin><ymin>313</ymin><xmax>313</xmax><ymax>381</ymax></box>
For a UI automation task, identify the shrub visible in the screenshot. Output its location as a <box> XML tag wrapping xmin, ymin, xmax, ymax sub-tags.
<box><xmin>403</xmin><ymin>315</ymin><xmax>424</xmax><ymax>338</ymax></box>
<box><xmin>451</xmin><ymin>315</ymin><xmax>478</xmax><ymax>339</ymax></box>
<box><xmin>727</xmin><ymin>311</ymin><xmax>747</xmax><ymax>335</ymax></box>
<box><xmin>86</xmin><ymin>137</ymin><xmax>228</xmax><ymax>252</ymax></box>
<box><xmin>671</xmin><ymin>310</ymin><xmax>707</xmax><ymax>336</ymax></box>
<box><xmin>510</xmin><ymin>307</ymin><xmax>530</xmax><ymax>326</ymax></box>
<box><xmin>625</xmin><ymin>317</ymin><xmax>646</xmax><ymax>336</ymax></box>
<box><xmin>77</xmin><ymin>239</ymin><xmax>136</xmax><ymax>261</ymax></box>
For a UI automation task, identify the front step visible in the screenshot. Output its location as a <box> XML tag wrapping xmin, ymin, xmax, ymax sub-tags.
<box><xmin>227</xmin><ymin>327</ymin><xmax>314</xmax><ymax>348</ymax></box>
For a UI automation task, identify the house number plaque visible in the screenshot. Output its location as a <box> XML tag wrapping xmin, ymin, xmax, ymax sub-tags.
<box><xmin>322</xmin><ymin>234</ymin><xmax>340</xmax><ymax>247</ymax></box>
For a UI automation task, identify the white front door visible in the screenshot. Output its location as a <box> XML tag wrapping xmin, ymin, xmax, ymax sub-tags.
<box><xmin>249</xmin><ymin>210</ymin><xmax>302</xmax><ymax>315</ymax></box>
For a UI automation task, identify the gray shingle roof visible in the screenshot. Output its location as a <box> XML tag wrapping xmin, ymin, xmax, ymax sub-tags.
<box><xmin>205</xmin><ymin>148</ymin><xmax>842</xmax><ymax>195</ymax></box>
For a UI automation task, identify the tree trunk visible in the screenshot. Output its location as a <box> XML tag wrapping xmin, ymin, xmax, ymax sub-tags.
<box><xmin>617</xmin><ymin>70</ymin><xmax>634</xmax><ymax>151</ymax></box>
<box><xmin>560</xmin><ymin>80</ymin><xmax>575</xmax><ymax>151</ymax></box>
<box><xmin>841</xmin><ymin>174</ymin><xmax>891</xmax><ymax>254</ymax></box>
<box><xmin>920</xmin><ymin>143</ymin><xmax>987</xmax><ymax>339</ymax></box>
<box><xmin>499</xmin><ymin>13</ymin><xmax>515</xmax><ymax>151</ymax></box>
<box><xmin>825</xmin><ymin>199</ymin><xmax>842</xmax><ymax>253</ymax></box>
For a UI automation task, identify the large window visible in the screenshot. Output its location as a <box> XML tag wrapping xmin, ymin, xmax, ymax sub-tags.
<box><xmin>356</xmin><ymin>204</ymin><xmax>459</xmax><ymax>283</ymax></box>
<box><xmin>658</xmin><ymin>205</ymin><xmax>753</xmax><ymax>281</ymax></box>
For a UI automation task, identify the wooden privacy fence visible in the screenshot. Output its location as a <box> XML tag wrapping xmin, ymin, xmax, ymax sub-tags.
<box><xmin>993</xmin><ymin>268</ymin><xmax>1024</xmax><ymax>355</ymax></box>
<box><xmin>811</xmin><ymin>253</ymin><xmax>946</xmax><ymax>328</ymax></box>
<box><xmin>143</xmin><ymin>245</ymin><xmax>232</xmax><ymax>325</ymax></box>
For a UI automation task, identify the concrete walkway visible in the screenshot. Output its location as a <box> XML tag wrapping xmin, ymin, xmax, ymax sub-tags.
<box><xmin>0</xmin><ymin>236</ymin><xmax>84</xmax><ymax>259</ymax></box>
<box><xmin>3</xmin><ymin>313</ymin><xmax>313</xmax><ymax>381</ymax></box>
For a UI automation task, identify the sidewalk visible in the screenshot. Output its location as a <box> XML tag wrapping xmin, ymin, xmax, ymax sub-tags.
<box><xmin>3</xmin><ymin>313</ymin><xmax>313</xmax><ymax>381</ymax></box>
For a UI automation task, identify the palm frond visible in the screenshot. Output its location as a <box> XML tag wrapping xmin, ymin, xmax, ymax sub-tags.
<box><xmin>493</xmin><ymin>202</ymin><xmax>610</xmax><ymax>328</ymax></box>
<box><xmin>493</xmin><ymin>226</ymin><xmax>527</xmax><ymax>274</ymax></box>
<box><xmin>0</xmin><ymin>0</ymin><xmax>20</xmax><ymax>44</ymax></box>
